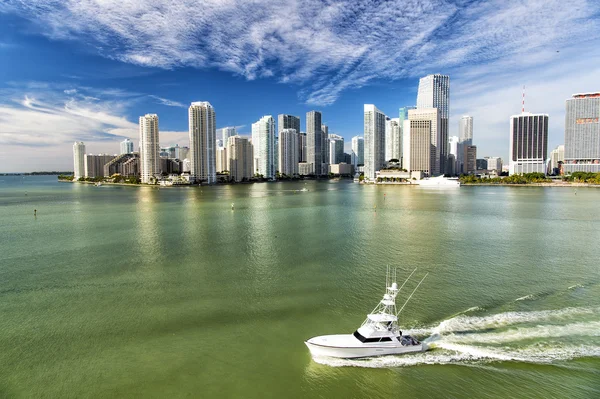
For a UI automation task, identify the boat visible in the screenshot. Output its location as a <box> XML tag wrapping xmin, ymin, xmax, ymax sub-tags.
<box><xmin>300</xmin><ymin>187</ymin><xmax>308</xmax><ymax>192</ymax></box>
<box><xmin>95</xmin><ymin>182</ymin><xmax>102</xmax><ymax>186</ymax></box>
<box><xmin>416</xmin><ymin>175</ymin><xmax>460</xmax><ymax>187</ymax></box>
<box><xmin>305</xmin><ymin>268</ymin><xmax>429</xmax><ymax>359</ymax></box>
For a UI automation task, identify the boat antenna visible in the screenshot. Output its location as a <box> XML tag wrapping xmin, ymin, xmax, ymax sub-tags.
<box><xmin>396</xmin><ymin>272</ymin><xmax>429</xmax><ymax>317</ymax></box>
<box><xmin>397</xmin><ymin>268</ymin><xmax>418</xmax><ymax>293</ymax></box>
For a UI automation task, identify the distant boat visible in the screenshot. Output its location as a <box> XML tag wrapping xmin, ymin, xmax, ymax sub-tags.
<box><xmin>95</xmin><ymin>182</ymin><xmax>102</xmax><ymax>186</ymax></box>
<box><xmin>305</xmin><ymin>268</ymin><xmax>429</xmax><ymax>359</ymax></box>
<box><xmin>300</xmin><ymin>187</ymin><xmax>308</xmax><ymax>192</ymax></box>
<box><xmin>416</xmin><ymin>176</ymin><xmax>460</xmax><ymax>187</ymax></box>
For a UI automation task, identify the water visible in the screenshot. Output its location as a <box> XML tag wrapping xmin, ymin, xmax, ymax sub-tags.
<box><xmin>1</xmin><ymin>176</ymin><xmax>599</xmax><ymax>398</ymax></box>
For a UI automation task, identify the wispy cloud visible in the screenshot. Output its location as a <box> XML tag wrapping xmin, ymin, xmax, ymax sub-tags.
<box><xmin>2</xmin><ymin>0</ymin><xmax>598</xmax><ymax>105</ymax></box>
<box><xmin>148</xmin><ymin>95</ymin><xmax>187</xmax><ymax>108</ymax></box>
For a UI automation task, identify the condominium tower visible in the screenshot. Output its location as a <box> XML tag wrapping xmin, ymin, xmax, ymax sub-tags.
<box><xmin>73</xmin><ymin>141</ymin><xmax>85</xmax><ymax>180</ymax></box>
<box><xmin>218</xmin><ymin>127</ymin><xmax>237</xmax><ymax>145</ymax></box>
<box><xmin>279</xmin><ymin>128</ymin><xmax>298</xmax><ymax>176</ymax></box>
<box><xmin>252</xmin><ymin>115</ymin><xmax>276</xmax><ymax>179</ymax></box>
<box><xmin>416</xmin><ymin>74</ymin><xmax>449</xmax><ymax>174</ymax></box>
<box><xmin>403</xmin><ymin>120</ymin><xmax>432</xmax><ymax>176</ymax></box>
<box><xmin>563</xmin><ymin>93</ymin><xmax>600</xmax><ymax>173</ymax></box>
<box><xmin>139</xmin><ymin>114</ymin><xmax>160</xmax><ymax>184</ymax></box>
<box><xmin>227</xmin><ymin>136</ymin><xmax>253</xmax><ymax>182</ymax></box>
<box><xmin>509</xmin><ymin>112</ymin><xmax>549</xmax><ymax>174</ymax></box>
<box><xmin>408</xmin><ymin>108</ymin><xmax>440</xmax><ymax>175</ymax></box>
<box><xmin>364</xmin><ymin>104</ymin><xmax>387</xmax><ymax>180</ymax></box>
<box><xmin>189</xmin><ymin>102</ymin><xmax>217</xmax><ymax>183</ymax></box>
<box><xmin>306</xmin><ymin>111</ymin><xmax>323</xmax><ymax>175</ymax></box>
<box><xmin>328</xmin><ymin>134</ymin><xmax>344</xmax><ymax>164</ymax></box>
<box><xmin>351</xmin><ymin>136</ymin><xmax>364</xmax><ymax>167</ymax></box>
<box><xmin>120</xmin><ymin>138</ymin><xmax>134</xmax><ymax>155</ymax></box>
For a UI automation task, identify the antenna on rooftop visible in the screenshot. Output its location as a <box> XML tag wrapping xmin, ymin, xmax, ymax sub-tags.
<box><xmin>522</xmin><ymin>85</ymin><xmax>525</xmax><ymax>113</ymax></box>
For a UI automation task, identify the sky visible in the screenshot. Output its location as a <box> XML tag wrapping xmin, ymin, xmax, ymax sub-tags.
<box><xmin>1</xmin><ymin>0</ymin><xmax>599</xmax><ymax>172</ymax></box>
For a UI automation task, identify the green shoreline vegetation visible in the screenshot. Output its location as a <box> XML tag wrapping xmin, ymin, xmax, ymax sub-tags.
<box><xmin>460</xmin><ymin>172</ymin><xmax>600</xmax><ymax>185</ymax></box>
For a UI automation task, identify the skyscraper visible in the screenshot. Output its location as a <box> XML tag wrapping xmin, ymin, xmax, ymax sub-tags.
<box><xmin>189</xmin><ymin>102</ymin><xmax>217</xmax><ymax>184</ymax></box>
<box><xmin>84</xmin><ymin>153</ymin><xmax>116</xmax><ymax>178</ymax></box>
<box><xmin>227</xmin><ymin>136</ymin><xmax>253</xmax><ymax>182</ymax></box>
<box><xmin>402</xmin><ymin>119</ymin><xmax>432</xmax><ymax>176</ymax></box>
<box><xmin>399</xmin><ymin>106</ymin><xmax>416</xmax><ymax>123</ymax></box>
<box><xmin>321</xmin><ymin>124</ymin><xmax>329</xmax><ymax>174</ymax></box>
<box><xmin>251</xmin><ymin>115</ymin><xmax>276</xmax><ymax>179</ymax></box>
<box><xmin>459</xmin><ymin>116</ymin><xmax>473</xmax><ymax>144</ymax></box>
<box><xmin>351</xmin><ymin>136</ymin><xmax>364</xmax><ymax>167</ymax></box>
<box><xmin>278</xmin><ymin>114</ymin><xmax>300</xmax><ymax>134</ymax></box>
<box><xmin>218</xmin><ymin>127</ymin><xmax>237</xmax><ymax>145</ymax></box>
<box><xmin>120</xmin><ymin>138</ymin><xmax>134</xmax><ymax>155</ymax></box>
<box><xmin>364</xmin><ymin>104</ymin><xmax>387</xmax><ymax>180</ymax></box>
<box><xmin>416</xmin><ymin>74</ymin><xmax>449</xmax><ymax>174</ymax></box>
<box><xmin>139</xmin><ymin>114</ymin><xmax>159</xmax><ymax>184</ymax></box>
<box><xmin>328</xmin><ymin>134</ymin><xmax>344</xmax><ymax>164</ymax></box>
<box><xmin>563</xmin><ymin>93</ymin><xmax>600</xmax><ymax>173</ymax></box>
<box><xmin>306</xmin><ymin>111</ymin><xmax>322</xmax><ymax>175</ymax></box>
<box><xmin>548</xmin><ymin>145</ymin><xmax>564</xmax><ymax>175</ymax></box>
<box><xmin>509</xmin><ymin>112</ymin><xmax>549</xmax><ymax>175</ymax></box>
<box><xmin>298</xmin><ymin>132</ymin><xmax>307</xmax><ymax>163</ymax></box>
<box><xmin>408</xmin><ymin>108</ymin><xmax>440</xmax><ymax>175</ymax></box>
<box><xmin>448</xmin><ymin>136</ymin><xmax>459</xmax><ymax>175</ymax></box>
<box><xmin>73</xmin><ymin>141</ymin><xmax>85</xmax><ymax>180</ymax></box>
<box><xmin>279</xmin><ymin>128</ymin><xmax>298</xmax><ymax>176</ymax></box>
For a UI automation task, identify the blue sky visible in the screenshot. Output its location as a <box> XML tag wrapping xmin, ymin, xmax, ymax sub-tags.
<box><xmin>1</xmin><ymin>0</ymin><xmax>599</xmax><ymax>172</ymax></box>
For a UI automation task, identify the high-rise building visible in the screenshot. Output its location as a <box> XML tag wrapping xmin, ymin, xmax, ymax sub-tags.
<box><xmin>216</xmin><ymin>146</ymin><xmax>228</xmax><ymax>173</ymax></box>
<box><xmin>328</xmin><ymin>134</ymin><xmax>344</xmax><ymax>164</ymax></box>
<box><xmin>448</xmin><ymin>136</ymin><xmax>459</xmax><ymax>175</ymax></box>
<box><xmin>385</xmin><ymin>118</ymin><xmax>401</xmax><ymax>161</ymax></box>
<box><xmin>84</xmin><ymin>154</ymin><xmax>116</xmax><ymax>178</ymax></box>
<box><xmin>298</xmin><ymin>132</ymin><xmax>307</xmax><ymax>163</ymax></box>
<box><xmin>485</xmin><ymin>157</ymin><xmax>503</xmax><ymax>173</ymax></box>
<box><xmin>321</xmin><ymin>127</ymin><xmax>329</xmax><ymax>175</ymax></box>
<box><xmin>402</xmin><ymin>119</ymin><xmax>432</xmax><ymax>176</ymax></box>
<box><xmin>364</xmin><ymin>104</ymin><xmax>387</xmax><ymax>180</ymax></box>
<box><xmin>278</xmin><ymin>114</ymin><xmax>300</xmax><ymax>134</ymax></box>
<box><xmin>464</xmin><ymin>145</ymin><xmax>477</xmax><ymax>174</ymax></box>
<box><xmin>104</xmin><ymin>153</ymin><xmax>139</xmax><ymax>177</ymax></box>
<box><xmin>417</xmin><ymin>74</ymin><xmax>449</xmax><ymax>174</ymax></box>
<box><xmin>120</xmin><ymin>138</ymin><xmax>134</xmax><ymax>155</ymax></box>
<box><xmin>548</xmin><ymin>145</ymin><xmax>564</xmax><ymax>175</ymax></box>
<box><xmin>563</xmin><ymin>93</ymin><xmax>600</xmax><ymax>173</ymax></box>
<box><xmin>279</xmin><ymin>128</ymin><xmax>298</xmax><ymax>176</ymax></box>
<box><xmin>227</xmin><ymin>136</ymin><xmax>253</xmax><ymax>182</ymax></box>
<box><xmin>189</xmin><ymin>102</ymin><xmax>217</xmax><ymax>183</ymax></box>
<box><xmin>139</xmin><ymin>114</ymin><xmax>160</xmax><ymax>184</ymax></box>
<box><xmin>351</xmin><ymin>136</ymin><xmax>364</xmax><ymax>167</ymax></box>
<box><xmin>251</xmin><ymin>115</ymin><xmax>276</xmax><ymax>179</ymax></box>
<box><xmin>218</xmin><ymin>127</ymin><xmax>237</xmax><ymax>146</ymax></box>
<box><xmin>509</xmin><ymin>112</ymin><xmax>549</xmax><ymax>175</ymax></box>
<box><xmin>399</xmin><ymin>106</ymin><xmax>416</xmax><ymax>123</ymax></box>
<box><xmin>459</xmin><ymin>116</ymin><xmax>473</xmax><ymax>144</ymax></box>
<box><xmin>409</xmin><ymin>108</ymin><xmax>440</xmax><ymax>175</ymax></box>
<box><xmin>306</xmin><ymin>111</ymin><xmax>322</xmax><ymax>175</ymax></box>
<box><xmin>73</xmin><ymin>141</ymin><xmax>85</xmax><ymax>179</ymax></box>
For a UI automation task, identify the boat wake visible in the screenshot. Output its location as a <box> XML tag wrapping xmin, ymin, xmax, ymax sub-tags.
<box><xmin>312</xmin><ymin>305</ymin><xmax>600</xmax><ymax>368</ymax></box>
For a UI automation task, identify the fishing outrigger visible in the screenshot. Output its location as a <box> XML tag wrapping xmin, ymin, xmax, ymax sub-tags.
<box><xmin>305</xmin><ymin>267</ymin><xmax>429</xmax><ymax>359</ymax></box>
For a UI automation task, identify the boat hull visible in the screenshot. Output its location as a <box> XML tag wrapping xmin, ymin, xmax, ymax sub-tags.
<box><xmin>305</xmin><ymin>335</ymin><xmax>428</xmax><ymax>359</ymax></box>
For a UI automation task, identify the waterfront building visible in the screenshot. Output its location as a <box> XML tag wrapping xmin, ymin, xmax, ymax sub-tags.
<box><xmin>160</xmin><ymin>158</ymin><xmax>181</xmax><ymax>175</ymax></box>
<box><xmin>227</xmin><ymin>136</ymin><xmax>253</xmax><ymax>182</ymax></box>
<box><xmin>351</xmin><ymin>136</ymin><xmax>364</xmax><ymax>167</ymax></box>
<box><xmin>328</xmin><ymin>134</ymin><xmax>344</xmax><ymax>164</ymax></box>
<box><xmin>298</xmin><ymin>162</ymin><xmax>312</xmax><ymax>176</ymax></box>
<box><xmin>459</xmin><ymin>116</ymin><xmax>473</xmax><ymax>144</ymax></box>
<box><xmin>189</xmin><ymin>102</ymin><xmax>217</xmax><ymax>184</ymax></box>
<box><xmin>251</xmin><ymin>115</ymin><xmax>276</xmax><ymax>179</ymax></box>
<box><xmin>218</xmin><ymin>127</ymin><xmax>237</xmax><ymax>146</ymax></box>
<box><xmin>73</xmin><ymin>141</ymin><xmax>85</xmax><ymax>180</ymax></box>
<box><xmin>343</xmin><ymin>153</ymin><xmax>352</xmax><ymax>165</ymax></box>
<box><xmin>463</xmin><ymin>145</ymin><xmax>477</xmax><ymax>174</ymax></box>
<box><xmin>178</xmin><ymin>146</ymin><xmax>190</xmax><ymax>161</ymax></box>
<box><xmin>485</xmin><ymin>156</ymin><xmax>503</xmax><ymax>173</ymax></box>
<box><xmin>563</xmin><ymin>93</ymin><xmax>600</xmax><ymax>173</ymax></box>
<box><xmin>385</xmin><ymin>118</ymin><xmax>401</xmax><ymax>161</ymax></box>
<box><xmin>417</xmin><ymin>74</ymin><xmax>449</xmax><ymax>174</ymax></box>
<box><xmin>329</xmin><ymin>163</ymin><xmax>352</xmax><ymax>176</ymax></box>
<box><xmin>409</xmin><ymin>108</ymin><xmax>440</xmax><ymax>175</ymax></box>
<box><xmin>402</xmin><ymin>119</ymin><xmax>432</xmax><ymax>176</ymax></box>
<box><xmin>509</xmin><ymin>112</ymin><xmax>549</xmax><ymax>175</ymax></box>
<box><xmin>139</xmin><ymin>114</ymin><xmax>160</xmax><ymax>184</ymax></box>
<box><xmin>306</xmin><ymin>111</ymin><xmax>323</xmax><ymax>175</ymax></box>
<box><xmin>448</xmin><ymin>136</ymin><xmax>459</xmax><ymax>175</ymax></box>
<box><xmin>298</xmin><ymin>132</ymin><xmax>307</xmax><ymax>163</ymax></box>
<box><xmin>279</xmin><ymin>128</ymin><xmax>299</xmax><ymax>176</ymax></box>
<box><xmin>278</xmin><ymin>114</ymin><xmax>300</xmax><ymax>134</ymax></box>
<box><xmin>476</xmin><ymin>159</ymin><xmax>487</xmax><ymax>170</ymax></box>
<box><xmin>216</xmin><ymin>146</ymin><xmax>228</xmax><ymax>173</ymax></box>
<box><xmin>104</xmin><ymin>153</ymin><xmax>139</xmax><ymax>177</ymax></box>
<box><xmin>364</xmin><ymin>104</ymin><xmax>387</xmax><ymax>180</ymax></box>
<box><xmin>120</xmin><ymin>138</ymin><xmax>134</xmax><ymax>155</ymax></box>
<box><xmin>321</xmin><ymin>128</ymin><xmax>329</xmax><ymax>175</ymax></box>
<box><xmin>84</xmin><ymin>154</ymin><xmax>115</xmax><ymax>178</ymax></box>
<box><xmin>548</xmin><ymin>145</ymin><xmax>564</xmax><ymax>175</ymax></box>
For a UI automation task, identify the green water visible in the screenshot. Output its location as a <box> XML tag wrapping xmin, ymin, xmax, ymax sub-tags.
<box><xmin>1</xmin><ymin>176</ymin><xmax>599</xmax><ymax>398</ymax></box>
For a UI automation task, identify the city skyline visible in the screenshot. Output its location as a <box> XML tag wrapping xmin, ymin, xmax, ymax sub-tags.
<box><xmin>1</xmin><ymin>1</ymin><xmax>600</xmax><ymax>172</ymax></box>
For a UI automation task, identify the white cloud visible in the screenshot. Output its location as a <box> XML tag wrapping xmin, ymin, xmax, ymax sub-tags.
<box><xmin>148</xmin><ymin>95</ymin><xmax>187</xmax><ymax>108</ymax></box>
<box><xmin>4</xmin><ymin>0</ymin><xmax>599</xmax><ymax>106</ymax></box>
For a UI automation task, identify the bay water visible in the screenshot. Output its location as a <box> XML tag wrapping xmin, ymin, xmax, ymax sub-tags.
<box><xmin>1</xmin><ymin>176</ymin><xmax>599</xmax><ymax>398</ymax></box>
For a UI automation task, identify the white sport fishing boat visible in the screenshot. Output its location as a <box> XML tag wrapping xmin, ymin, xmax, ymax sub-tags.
<box><xmin>305</xmin><ymin>268</ymin><xmax>429</xmax><ymax>359</ymax></box>
<box><xmin>416</xmin><ymin>175</ymin><xmax>460</xmax><ymax>187</ymax></box>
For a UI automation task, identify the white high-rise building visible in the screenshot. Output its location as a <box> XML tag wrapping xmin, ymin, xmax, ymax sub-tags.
<box><xmin>218</xmin><ymin>127</ymin><xmax>237</xmax><ymax>146</ymax></box>
<box><xmin>364</xmin><ymin>104</ymin><xmax>387</xmax><ymax>180</ymax></box>
<box><xmin>417</xmin><ymin>74</ymin><xmax>449</xmax><ymax>174</ymax></box>
<box><xmin>448</xmin><ymin>136</ymin><xmax>460</xmax><ymax>175</ymax></box>
<box><xmin>252</xmin><ymin>115</ymin><xmax>276</xmax><ymax>179</ymax></box>
<box><xmin>459</xmin><ymin>116</ymin><xmax>473</xmax><ymax>144</ymax></box>
<box><xmin>409</xmin><ymin>108</ymin><xmax>440</xmax><ymax>175</ymax></box>
<box><xmin>306</xmin><ymin>111</ymin><xmax>322</xmax><ymax>175</ymax></box>
<box><xmin>328</xmin><ymin>134</ymin><xmax>344</xmax><ymax>164</ymax></box>
<box><xmin>189</xmin><ymin>102</ymin><xmax>217</xmax><ymax>183</ymax></box>
<box><xmin>120</xmin><ymin>138</ymin><xmax>134</xmax><ymax>155</ymax></box>
<box><xmin>216</xmin><ymin>146</ymin><xmax>228</xmax><ymax>173</ymax></box>
<box><xmin>564</xmin><ymin>93</ymin><xmax>600</xmax><ymax>173</ymax></box>
<box><xmin>548</xmin><ymin>145</ymin><xmax>565</xmax><ymax>175</ymax></box>
<box><xmin>509</xmin><ymin>112</ymin><xmax>549</xmax><ymax>175</ymax></box>
<box><xmin>485</xmin><ymin>157</ymin><xmax>503</xmax><ymax>173</ymax></box>
<box><xmin>139</xmin><ymin>114</ymin><xmax>159</xmax><ymax>184</ymax></box>
<box><xmin>279</xmin><ymin>128</ymin><xmax>298</xmax><ymax>176</ymax></box>
<box><xmin>73</xmin><ymin>141</ymin><xmax>85</xmax><ymax>180</ymax></box>
<box><xmin>227</xmin><ymin>136</ymin><xmax>253</xmax><ymax>182</ymax></box>
<box><xmin>351</xmin><ymin>136</ymin><xmax>364</xmax><ymax>167</ymax></box>
<box><xmin>386</xmin><ymin>118</ymin><xmax>401</xmax><ymax>161</ymax></box>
